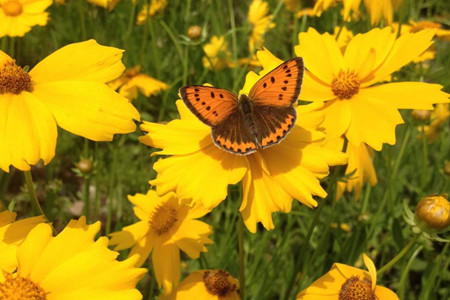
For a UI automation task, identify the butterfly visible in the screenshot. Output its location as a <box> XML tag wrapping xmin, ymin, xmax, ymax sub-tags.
<box><xmin>179</xmin><ymin>57</ymin><xmax>304</xmax><ymax>155</ymax></box>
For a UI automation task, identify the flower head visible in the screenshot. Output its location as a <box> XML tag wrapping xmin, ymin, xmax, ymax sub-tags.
<box><xmin>0</xmin><ymin>0</ymin><xmax>51</xmax><ymax>37</ymax></box>
<box><xmin>248</xmin><ymin>0</ymin><xmax>275</xmax><ymax>53</ymax></box>
<box><xmin>415</xmin><ymin>194</ymin><xmax>450</xmax><ymax>231</ymax></box>
<box><xmin>0</xmin><ymin>217</ymin><xmax>146</xmax><ymax>300</ymax></box>
<box><xmin>140</xmin><ymin>49</ymin><xmax>347</xmax><ymax>232</ymax></box>
<box><xmin>297</xmin><ymin>254</ymin><xmax>399</xmax><ymax>299</ymax></box>
<box><xmin>0</xmin><ymin>40</ymin><xmax>140</xmax><ymax>172</ymax></box>
<box><xmin>0</xmin><ymin>211</ymin><xmax>44</xmax><ymax>273</ymax></box>
<box><xmin>202</xmin><ymin>35</ymin><xmax>233</xmax><ymax>70</ymax></box>
<box><xmin>108</xmin><ymin>66</ymin><xmax>169</xmax><ymax>101</ymax></box>
<box><xmin>422</xmin><ymin>104</ymin><xmax>449</xmax><ymax>142</ymax></box>
<box><xmin>364</xmin><ymin>0</ymin><xmax>403</xmax><ymax>25</ymax></box>
<box><xmin>137</xmin><ymin>0</ymin><xmax>167</xmax><ymax>25</ymax></box>
<box><xmin>109</xmin><ymin>190</ymin><xmax>213</xmax><ymax>295</ymax></box>
<box><xmin>295</xmin><ymin>27</ymin><xmax>449</xmax><ymax>151</ymax></box>
<box><xmin>161</xmin><ymin>269</ymin><xmax>239</xmax><ymax>300</ymax></box>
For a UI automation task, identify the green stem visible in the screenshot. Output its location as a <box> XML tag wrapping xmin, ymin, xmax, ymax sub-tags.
<box><xmin>238</xmin><ymin>214</ymin><xmax>245</xmax><ymax>300</ymax></box>
<box><xmin>227</xmin><ymin>0</ymin><xmax>238</xmax><ymax>81</ymax></box>
<box><xmin>160</xmin><ymin>20</ymin><xmax>187</xmax><ymax>85</ymax></box>
<box><xmin>77</xmin><ymin>0</ymin><xmax>87</xmax><ymax>40</ymax></box>
<box><xmin>398</xmin><ymin>245</ymin><xmax>423</xmax><ymax>299</ymax></box>
<box><xmin>377</xmin><ymin>234</ymin><xmax>420</xmax><ymax>275</ymax></box>
<box><xmin>24</xmin><ymin>171</ymin><xmax>56</xmax><ymax>233</ymax></box>
<box><xmin>148</xmin><ymin>19</ymin><xmax>161</xmax><ymax>79</ymax></box>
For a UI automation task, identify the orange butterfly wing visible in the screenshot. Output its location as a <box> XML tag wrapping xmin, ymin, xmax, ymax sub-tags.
<box><xmin>249</xmin><ymin>57</ymin><xmax>304</xmax><ymax>107</ymax></box>
<box><xmin>180</xmin><ymin>85</ymin><xmax>258</xmax><ymax>154</ymax></box>
<box><xmin>179</xmin><ymin>85</ymin><xmax>238</xmax><ymax>126</ymax></box>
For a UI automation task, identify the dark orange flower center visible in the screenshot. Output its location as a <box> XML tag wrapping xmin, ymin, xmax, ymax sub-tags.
<box><xmin>203</xmin><ymin>269</ymin><xmax>236</xmax><ymax>297</ymax></box>
<box><xmin>0</xmin><ymin>273</ymin><xmax>47</xmax><ymax>300</ymax></box>
<box><xmin>331</xmin><ymin>70</ymin><xmax>360</xmax><ymax>99</ymax></box>
<box><xmin>149</xmin><ymin>204</ymin><xmax>177</xmax><ymax>235</ymax></box>
<box><xmin>2</xmin><ymin>0</ymin><xmax>23</xmax><ymax>17</ymax></box>
<box><xmin>0</xmin><ymin>61</ymin><xmax>32</xmax><ymax>94</ymax></box>
<box><xmin>339</xmin><ymin>276</ymin><xmax>375</xmax><ymax>300</ymax></box>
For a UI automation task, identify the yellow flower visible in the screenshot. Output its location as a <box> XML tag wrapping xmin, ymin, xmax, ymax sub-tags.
<box><xmin>0</xmin><ymin>211</ymin><xmax>44</xmax><ymax>273</ymax></box>
<box><xmin>136</xmin><ymin>0</ymin><xmax>167</xmax><ymax>25</ymax></box>
<box><xmin>0</xmin><ymin>0</ymin><xmax>51</xmax><ymax>37</ymax></box>
<box><xmin>0</xmin><ymin>217</ymin><xmax>146</xmax><ymax>299</ymax></box>
<box><xmin>333</xmin><ymin>26</ymin><xmax>354</xmax><ymax>50</ymax></box>
<box><xmin>294</xmin><ymin>27</ymin><xmax>449</xmax><ymax>151</ymax></box>
<box><xmin>202</xmin><ymin>35</ymin><xmax>233</xmax><ymax>70</ymax></box>
<box><xmin>161</xmin><ymin>269</ymin><xmax>240</xmax><ymax>300</ymax></box>
<box><xmin>364</xmin><ymin>0</ymin><xmax>402</xmax><ymax>25</ymax></box>
<box><xmin>313</xmin><ymin>0</ymin><xmax>362</xmax><ymax>21</ymax></box>
<box><xmin>108</xmin><ymin>66</ymin><xmax>169</xmax><ymax>101</ymax></box>
<box><xmin>109</xmin><ymin>190</ymin><xmax>213</xmax><ymax>295</ymax></box>
<box><xmin>248</xmin><ymin>0</ymin><xmax>275</xmax><ymax>53</ymax></box>
<box><xmin>423</xmin><ymin>104</ymin><xmax>449</xmax><ymax>142</ymax></box>
<box><xmin>336</xmin><ymin>141</ymin><xmax>377</xmax><ymax>200</ymax></box>
<box><xmin>297</xmin><ymin>254</ymin><xmax>399</xmax><ymax>299</ymax></box>
<box><xmin>85</xmin><ymin>0</ymin><xmax>122</xmax><ymax>11</ymax></box>
<box><xmin>0</xmin><ymin>40</ymin><xmax>140</xmax><ymax>172</ymax></box>
<box><xmin>140</xmin><ymin>49</ymin><xmax>347</xmax><ymax>232</ymax></box>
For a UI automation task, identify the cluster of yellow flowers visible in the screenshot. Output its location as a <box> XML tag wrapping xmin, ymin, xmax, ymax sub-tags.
<box><xmin>0</xmin><ymin>0</ymin><xmax>449</xmax><ymax>299</ymax></box>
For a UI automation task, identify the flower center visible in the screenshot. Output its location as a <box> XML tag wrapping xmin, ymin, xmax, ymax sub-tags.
<box><xmin>0</xmin><ymin>273</ymin><xmax>47</xmax><ymax>300</ymax></box>
<box><xmin>0</xmin><ymin>61</ymin><xmax>32</xmax><ymax>94</ymax></box>
<box><xmin>203</xmin><ymin>269</ymin><xmax>236</xmax><ymax>297</ymax></box>
<box><xmin>2</xmin><ymin>0</ymin><xmax>23</xmax><ymax>17</ymax></box>
<box><xmin>149</xmin><ymin>204</ymin><xmax>177</xmax><ymax>235</ymax></box>
<box><xmin>339</xmin><ymin>276</ymin><xmax>375</xmax><ymax>300</ymax></box>
<box><xmin>331</xmin><ymin>70</ymin><xmax>360</xmax><ymax>99</ymax></box>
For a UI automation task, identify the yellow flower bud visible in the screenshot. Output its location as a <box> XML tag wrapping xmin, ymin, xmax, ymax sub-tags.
<box><xmin>187</xmin><ymin>25</ymin><xmax>202</xmax><ymax>40</ymax></box>
<box><xmin>415</xmin><ymin>195</ymin><xmax>450</xmax><ymax>230</ymax></box>
<box><xmin>77</xmin><ymin>158</ymin><xmax>93</xmax><ymax>174</ymax></box>
<box><xmin>412</xmin><ymin>109</ymin><xmax>431</xmax><ymax>121</ymax></box>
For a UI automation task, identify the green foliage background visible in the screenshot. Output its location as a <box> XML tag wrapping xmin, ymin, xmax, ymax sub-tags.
<box><xmin>1</xmin><ymin>0</ymin><xmax>449</xmax><ymax>299</ymax></box>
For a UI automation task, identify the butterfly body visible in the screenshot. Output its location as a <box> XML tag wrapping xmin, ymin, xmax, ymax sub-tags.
<box><xmin>180</xmin><ymin>57</ymin><xmax>304</xmax><ymax>155</ymax></box>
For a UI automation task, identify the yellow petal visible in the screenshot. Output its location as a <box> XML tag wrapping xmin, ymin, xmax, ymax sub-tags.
<box><xmin>295</xmin><ymin>28</ymin><xmax>344</xmax><ymax>84</ymax></box>
<box><xmin>16</xmin><ymin>223</ymin><xmax>53</xmax><ymax>277</ymax></box>
<box><xmin>240</xmin><ymin>153</ymin><xmax>292</xmax><ymax>233</ymax></box>
<box><xmin>109</xmin><ymin>221</ymin><xmax>149</xmax><ymax>251</ymax></box>
<box><xmin>22</xmin><ymin>0</ymin><xmax>53</xmax><ymax>13</ymax></box>
<box><xmin>152</xmin><ymin>243</ymin><xmax>180</xmax><ymax>295</ymax></box>
<box><xmin>296</xmin><ymin>263</ymin><xmax>348</xmax><ymax>298</ymax></box>
<box><xmin>32</xmin><ymin>81</ymin><xmax>139</xmax><ymax>141</ymax></box>
<box><xmin>345</xmin><ymin>91</ymin><xmax>403</xmax><ymax>150</ymax></box>
<box><xmin>29</xmin><ymin>40</ymin><xmax>125</xmax><ymax>84</ymax></box>
<box><xmin>140</xmin><ymin>119</ymin><xmax>210</xmax><ymax>156</ymax></box>
<box><xmin>375</xmin><ymin>285</ymin><xmax>400</xmax><ymax>300</ymax></box>
<box><xmin>298</xmin><ymin>71</ymin><xmax>336</xmax><ymax>102</ymax></box>
<box><xmin>320</xmin><ymin>99</ymin><xmax>352</xmax><ymax>140</ymax></box>
<box><xmin>363</xmin><ymin>253</ymin><xmax>377</xmax><ymax>289</ymax></box>
<box><xmin>121</xmin><ymin>74</ymin><xmax>169</xmax><ymax>98</ymax></box>
<box><xmin>128</xmin><ymin>230</ymin><xmax>156</xmax><ymax>267</ymax></box>
<box><xmin>0</xmin><ymin>92</ymin><xmax>57</xmax><ymax>172</ymax></box>
<box><xmin>344</xmin><ymin>27</ymin><xmax>396</xmax><ymax>78</ymax></box>
<box><xmin>151</xmin><ymin>144</ymin><xmax>247</xmax><ymax>210</ymax></box>
<box><xmin>362</xmin><ymin>82</ymin><xmax>449</xmax><ymax>110</ymax></box>
<box><xmin>364</xmin><ymin>29</ymin><xmax>435</xmax><ymax>86</ymax></box>
<box><xmin>173</xmin><ymin>219</ymin><xmax>213</xmax><ymax>258</ymax></box>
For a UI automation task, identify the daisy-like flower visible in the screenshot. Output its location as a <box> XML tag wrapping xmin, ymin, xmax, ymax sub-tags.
<box><xmin>136</xmin><ymin>0</ymin><xmax>167</xmax><ymax>25</ymax></box>
<box><xmin>109</xmin><ymin>190</ymin><xmax>213</xmax><ymax>295</ymax></box>
<box><xmin>202</xmin><ymin>35</ymin><xmax>233</xmax><ymax>70</ymax></box>
<box><xmin>297</xmin><ymin>254</ymin><xmax>399</xmax><ymax>299</ymax></box>
<box><xmin>313</xmin><ymin>0</ymin><xmax>362</xmax><ymax>21</ymax></box>
<box><xmin>294</xmin><ymin>27</ymin><xmax>449</xmax><ymax>151</ymax></box>
<box><xmin>0</xmin><ymin>0</ymin><xmax>51</xmax><ymax>37</ymax></box>
<box><xmin>0</xmin><ymin>211</ymin><xmax>44</xmax><ymax>273</ymax></box>
<box><xmin>364</xmin><ymin>0</ymin><xmax>403</xmax><ymax>25</ymax></box>
<box><xmin>0</xmin><ymin>217</ymin><xmax>146</xmax><ymax>300</ymax></box>
<box><xmin>108</xmin><ymin>66</ymin><xmax>169</xmax><ymax>101</ymax></box>
<box><xmin>0</xmin><ymin>40</ymin><xmax>140</xmax><ymax>172</ymax></box>
<box><xmin>161</xmin><ymin>269</ymin><xmax>240</xmax><ymax>300</ymax></box>
<box><xmin>248</xmin><ymin>0</ymin><xmax>275</xmax><ymax>54</ymax></box>
<box><xmin>422</xmin><ymin>104</ymin><xmax>449</xmax><ymax>143</ymax></box>
<box><xmin>139</xmin><ymin>50</ymin><xmax>347</xmax><ymax>232</ymax></box>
